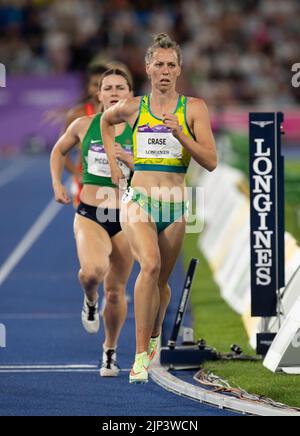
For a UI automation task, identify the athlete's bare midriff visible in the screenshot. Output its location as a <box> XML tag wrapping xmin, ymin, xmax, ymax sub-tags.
<box><xmin>131</xmin><ymin>171</ymin><xmax>187</xmax><ymax>202</ymax></box>
<box><xmin>80</xmin><ymin>185</ymin><xmax>121</xmax><ymax>209</ymax></box>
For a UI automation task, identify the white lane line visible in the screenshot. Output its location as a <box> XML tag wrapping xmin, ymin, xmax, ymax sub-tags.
<box><xmin>0</xmin><ymin>313</ymin><xmax>135</xmax><ymax>321</ymax></box>
<box><xmin>0</xmin><ymin>365</ymin><xmax>98</xmax><ymax>370</ymax></box>
<box><xmin>0</xmin><ymin>313</ymin><xmax>79</xmax><ymax>320</ymax></box>
<box><xmin>0</xmin><ymin>370</ymin><xmax>101</xmax><ymax>374</ymax></box>
<box><xmin>0</xmin><ymin>199</ymin><xmax>64</xmax><ymax>288</ymax></box>
<box><xmin>0</xmin><ymin>365</ymin><xmax>130</xmax><ymax>374</ymax></box>
<box><xmin>0</xmin><ymin>161</ymin><xmax>31</xmax><ymax>189</ymax></box>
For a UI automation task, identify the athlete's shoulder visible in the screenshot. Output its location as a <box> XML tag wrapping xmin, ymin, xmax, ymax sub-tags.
<box><xmin>67</xmin><ymin>115</ymin><xmax>93</xmax><ymax>136</ymax></box>
<box><xmin>185</xmin><ymin>96</ymin><xmax>207</xmax><ymax>107</ymax></box>
<box><xmin>185</xmin><ymin>97</ymin><xmax>209</xmax><ymax>117</ymax></box>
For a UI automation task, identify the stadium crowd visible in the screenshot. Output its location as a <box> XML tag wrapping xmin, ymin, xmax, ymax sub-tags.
<box><xmin>0</xmin><ymin>0</ymin><xmax>299</xmax><ymax>107</ymax></box>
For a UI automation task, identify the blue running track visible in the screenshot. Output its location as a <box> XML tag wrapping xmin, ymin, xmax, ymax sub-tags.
<box><xmin>0</xmin><ymin>156</ymin><xmax>238</xmax><ymax>416</ymax></box>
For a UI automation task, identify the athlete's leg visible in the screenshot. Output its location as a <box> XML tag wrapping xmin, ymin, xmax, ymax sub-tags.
<box><xmin>74</xmin><ymin>214</ymin><xmax>112</xmax><ymax>304</ymax></box>
<box><xmin>103</xmin><ymin>232</ymin><xmax>134</xmax><ymax>349</ymax></box>
<box><xmin>152</xmin><ymin>220</ymin><xmax>186</xmax><ymax>338</ymax></box>
<box><xmin>121</xmin><ymin>201</ymin><xmax>161</xmax><ymax>355</ymax></box>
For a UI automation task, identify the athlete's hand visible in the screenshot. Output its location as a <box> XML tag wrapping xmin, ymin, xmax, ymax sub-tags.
<box><xmin>111</xmin><ymin>164</ymin><xmax>127</xmax><ymax>191</ymax></box>
<box><xmin>115</xmin><ymin>143</ymin><xmax>128</xmax><ymax>164</ymax></box>
<box><xmin>53</xmin><ymin>182</ymin><xmax>71</xmax><ymax>205</ymax></box>
<box><xmin>163</xmin><ymin>114</ymin><xmax>181</xmax><ymax>137</ymax></box>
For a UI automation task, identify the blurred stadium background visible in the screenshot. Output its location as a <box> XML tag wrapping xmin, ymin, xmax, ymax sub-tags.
<box><xmin>1</xmin><ymin>0</ymin><xmax>300</xmax><ymax>413</ymax></box>
<box><xmin>0</xmin><ymin>0</ymin><xmax>300</xmax><ymax>153</ymax></box>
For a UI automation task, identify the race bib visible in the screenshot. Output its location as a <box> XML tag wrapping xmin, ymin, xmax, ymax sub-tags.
<box><xmin>136</xmin><ymin>125</ymin><xmax>182</xmax><ymax>160</ymax></box>
<box><xmin>122</xmin><ymin>187</ymin><xmax>134</xmax><ymax>204</ymax></box>
<box><xmin>87</xmin><ymin>144</ymin><xmax>131</xmax><ymax>180</ymax></box>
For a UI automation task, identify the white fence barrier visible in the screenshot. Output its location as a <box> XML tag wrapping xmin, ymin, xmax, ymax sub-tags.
<box><xmin>197</xmin><ymin>163</ymin><xmax>300</xmax><ymax>348</ymax></box>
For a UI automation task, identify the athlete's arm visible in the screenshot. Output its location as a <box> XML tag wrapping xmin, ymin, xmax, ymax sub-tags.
<box><xmin>50</xmin><ymin>118</ymin><xmax>85</xmax><ymax>204</ymax></box>
<box><xmin>101</xmin><ymin>97</ymin><xmax>140</xmax><ymax>185</ymax></box>
<box><xmin>63</xmin><ymin>107</ymin><xmax>84</xmax><ymax>176</ymax></box>
<box><xmin>163</xmin><ymin>99</ymin><xmax>217</xmax><ymax>172</ymax></box>
<box><xmin>64</xmin><ymin>155</ymin><xmax>82</xmax><ymax>177</ymax></box>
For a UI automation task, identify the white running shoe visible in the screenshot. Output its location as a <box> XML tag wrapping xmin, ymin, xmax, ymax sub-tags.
<box><xmin>81</xmin><ymin>296</ymin><xmax>100</xmax><ymax>334</ymax></box>
<box><xmin>100</xmin><ymin>349</ymin><xmax>120</xmax><ymax>377</ymax></box>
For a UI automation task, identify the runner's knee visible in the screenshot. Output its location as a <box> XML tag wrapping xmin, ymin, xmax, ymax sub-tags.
<box><xmin>105</xmin><ymin>284</ymin><xmax>126</xmax><ymax>305</ymax></box>
<box><xmin>79</xmin><ymin>265</ymin><xmax>106</xmax><ymax>287</ymax></box>
<box><xmin>140</xmin><ymin>255</ymin><xmax>161</xmax><ymax>279</ymax></box>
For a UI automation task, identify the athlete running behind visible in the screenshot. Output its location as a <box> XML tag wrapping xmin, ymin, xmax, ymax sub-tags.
<box><xmin>50</xmin><ymin>69</ymin><xmax>134</xmax><ymax>377</ymax></box>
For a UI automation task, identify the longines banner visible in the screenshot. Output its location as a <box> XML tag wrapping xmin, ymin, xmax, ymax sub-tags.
<box><xmin>249</xmin><ymin>113</ymin><xmax>285</xmax><ymax>317</ymax></box>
